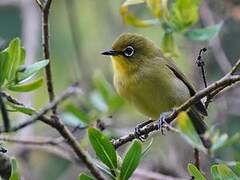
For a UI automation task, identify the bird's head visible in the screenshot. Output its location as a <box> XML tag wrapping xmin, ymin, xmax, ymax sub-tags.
<box><xmin>101</xmin><ymin>33</ymin><xmax>162</xmax><ymax>75</ymax></box>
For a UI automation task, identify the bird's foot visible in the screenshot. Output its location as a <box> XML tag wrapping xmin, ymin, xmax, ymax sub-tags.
<box><xmin>157</xmin><ymin>111</ymin><xmax>173</xmax><ymax>135</ymax></box>
<box><xmin>134</xmin><ymin>119</ymin><xmax>153</xmax><ymax>142</ymax></box>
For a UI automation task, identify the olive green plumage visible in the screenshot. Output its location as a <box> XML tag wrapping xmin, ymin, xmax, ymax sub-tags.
<box><xmin>102</xmin><ymin>33</ymin><xmax>210</xmax><ymax>148</ymax></box>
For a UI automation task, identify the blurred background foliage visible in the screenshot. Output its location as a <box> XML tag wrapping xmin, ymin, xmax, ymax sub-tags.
<box><xmin>0</xmin><ymin>0</ymin><xmax>240</xmax><ymax>179</ymax></box>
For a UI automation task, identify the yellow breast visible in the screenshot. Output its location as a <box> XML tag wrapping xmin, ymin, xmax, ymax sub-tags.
<box><xmin>111</xmin><ymin>56</ymin><xmax>190</xmax><ymax>119</ymax></box>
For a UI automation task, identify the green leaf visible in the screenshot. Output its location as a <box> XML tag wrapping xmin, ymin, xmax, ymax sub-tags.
<box><xmin>16</xmin><ymin>60</ymin><xmax>49</xmax><ymax>82</ymax></box>
<box><xmin>93</xmin><ymin>71</ymin><xmax>117</xmax><ymax>104</ymax></box>
<box><xmin>7</xmin><ymin>102</ymin><xmax>35</xmax><ymax>115</ymax></box>
<box><xmin>211</xmin><ymin>133</ymin><xmax>240</xmax><ymax>152</ymax></box>
<box><xmin>6</xmin><ymin>38</ymin><xmax>22</xmax><ymax>81</ymax></box>
<box><xmin>169</xmin><ymin>0</ymin><xmax>201</xmax><ymax>31</ymax></box>
<box><xmin>9</xmin><ymin>158</ymin><xmax>20</xmax><ymax>180</ymax></box>
<box><xmin>120</xmin><ymin>0</ymin><xmax>159</xmax><ymax>27</ymax></box>
<box><xmin>233</xmin><ymin>162</ymin><xmax>240</xmax><ymax>176</ymax></box>
<box><xmin>161</xmin><ymin>32</ymin><xmax>175</xmax><ymax>54</ymax></box>
<box><xmin>20</xmin><ymin>47</ymin><xmax>26</xmax><ymax>65</ymax></box>
<box><xmin>79</xmin><ymin>173</ymin><xmax>95</xmax><ymax>180</ymax></box>
<box><xmin>94</xmin><ymin>160</ymin><xmax>116</xmax><ymax>179</ymax></box>
<box><xmin>221</xmin><ymin>133</ymin><xmax>240</xmax><ymax>148</ymax></box>
<box><xmin>146</xmin><ymin>0</ymin><xmax>162</xmax><ymax>18</ymax></box>
<box><xmin>0</xmin><ymin>50</ymin><xmax>9</xmax><ymax>87</ymax></box>
<box><xmin>211</xmin><ymin>164</ymin><xmax>239</xmax><ymax>180</ymax></box>
<box><xmin>8</xmin><ymin>78</ymin><xmax>43</xmax><ymax>92</ymax></box>
<box><xmin>122</xmin><ymin>0</ymin><xmax>144</xmax><ymax>6</ymax></box>
<box><xmin>66</xmin><ymin>104</ymin><xmax>90</xmax><ymax>124</ymax></box>
<box><xmin>187</xmin><ymin>163</ymin><xmax>206</xmax><ymax>180</ymax></box>
<box><xmin>141</xmin><ymin>138</ymin><xmax>153</xmax><ymax>157</ymax></box>
<box><xmin>88</xmin><ymin>128</ymin><xmax>117</xmax><ymax>171</ymax></box>
<box><xmin>119</xmin><ymin>140</ymin><xmax>142</xmax><ymax>180</ymax></box>
<box><xmin>211</xmin><ymin>134</ymin><xmax>228</xmax><ymax>152</ymax></box>
<box><xmin>176</xmin><ymin>112</ymin><xmax>205</xmax><ymax>151</ymax></box>
<box><xmin>184</xmin><ymin>23</ymin><xmax>222</xmax><ymax>41</ymax></box>
<box><xmin>89</xmin><ymin>91</ymin><xmax>108</xmax><ymax>112</ymax></box>
<box><xmin>93</xmin><ymin>71</ymin><xmax>124</xmax><ymax>112</ymax></box>
<box><xmin>61</xmin><ymin>112</ymin><xmax>87</xmax><ymax>128</ymax></box>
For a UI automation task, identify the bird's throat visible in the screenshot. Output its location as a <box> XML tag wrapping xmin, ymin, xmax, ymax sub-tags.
<box><xmin>111</xmin><ymin>56</ymin><xmax>131</xmax><ymax>76</ymax></box>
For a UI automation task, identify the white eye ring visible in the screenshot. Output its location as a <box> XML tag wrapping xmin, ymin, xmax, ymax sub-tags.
<box><xmin>123</xmin><ymin>46</ymin><xmax>134</xmax><ymax>57</ymax></box>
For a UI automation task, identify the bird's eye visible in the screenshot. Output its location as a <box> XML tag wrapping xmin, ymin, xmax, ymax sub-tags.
<box><xmin>123</xmin><ymin>46</ymin><xmax>134</xmax><ymax>57</ymax></box>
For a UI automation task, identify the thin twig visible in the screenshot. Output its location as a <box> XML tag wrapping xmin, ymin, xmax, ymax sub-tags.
<box><xmin>34</xmin><ymin>1</ymin><xmax>105</xmax><ymax>178</ymax></box>
<box><xmin>112</xmin><ymin>68</ymin><xmax>240</xmax><ymax>148</ymax></box>
<box><xmin>195</xmin><ymin>48</ymin><xmax>208</xmax><ymax>169</ymax></box>
<box><xmin>35</xmin><ymin>0</ymin><xmax>56</xmax><ymax>114</ymax></box>
<box><xmin>194</xmin><ymin>149</ymin><xmax>200</xmax><ymax>170</ymax></box>
<box><xmin>0</xmin><ymin>92</ymin><xmax>10</xmax><ymax>132</ymax></box>
<box><xmin>1</xmin><ymin>92</ymin><xmax>23</xmax><ymax>106</ymax></box>
<box><xmin>134</xmin><ymin>168</ymin><xmax>187</xmax><ymax>180</ymax></box>
<box><xmin>1</xmin><ymin>88</ymin><xmax>105</xmax><ymax>179</ymax></box>
<box><xmin>200</xmin><ymin>1</ymin><xmax>232</xmax><ymax>74</ymax></box>
<box><xmin>0</xmin><ymin>91</ymin><xmax>55</xmax><ymax>129</ymax></box>
<box><xmin>0</xmin><ymin>135</ymin><xmax>62</xmax><ymax>146</ymax></box>
<box><xmin>11</xmin><ymin>83</ymin><xmax>81</xmax><ymax>132</ymax></box>
<box><xmin>205</xmin><ymin>59</ymin><xmax>240</xmax><ymax>107</ymax></box>
<box><xmin>51</xmin><ymin>115</ymin><xmax>106</xmax><ymax>180</ymax></box>
<box><xmin>196</xmin><ymin>48</ymin><xmax>208</xmax><ymax>88</ymax></box>
<box><xmin>229</xmin><ymin>59</ymin><xmax>240</xmax><ymax>75</ymax></box>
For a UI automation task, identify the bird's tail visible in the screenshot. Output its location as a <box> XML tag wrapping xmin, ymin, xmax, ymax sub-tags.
<box><xmin>187</xmin><ymin>108</ymin><xmax>211</xmax><ymax>149</ymax></box>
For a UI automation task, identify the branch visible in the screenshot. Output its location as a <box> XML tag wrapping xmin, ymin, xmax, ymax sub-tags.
<box><xmin>0</xmin><ymin>135</ymin><xmax>62</xmax><ymax>146</ymax></box>
<box><xmin>205</xmin><ymin>59</ymin><xmax>240</xmax><ymax>107</ymax></box>
<box><xmin>134</xmin><ymin>168</ymin><xmax>187</xmax><ymax>180</ymax></box>
<box><xmin>0</xmin><ymin>92</ymin><xmax>10</xmax><ymax>132</ymax></box>
<box><xmin>51</xmin><ymin>116</ymin><xmax>106</xmax><ymax>180</ymax></box>
<box><xmin>229</xmin><ymin>59</ymin><xmax>240</xmax><ymax>75</ymax></box>
<box><xmin>0</xmin><ymin>91</ymin><xmax>55</xmax><ymax>130</ymax></box>
<box><xmin>200</xmin><ymin>1</ymin><xmax>232</xmax><ymax>74</ymax></box>
<box><xmin>35</xmin><ymin>0</ymin><xmax>56</xmax><ymax>114</ymax></box>
<box><xmin>112</xmin><ymin>61</ymin><xmax>240</xmax><ymax>148</ymax></box>
<box><xmin>11</xmin><ymin>83</ymin><xmax>81</xmax><ymax>132</ymax></box>
<box><xmin>1</xmin><ymin>87</ymin><xmax>106</xmax><ymax>179</ymax></box>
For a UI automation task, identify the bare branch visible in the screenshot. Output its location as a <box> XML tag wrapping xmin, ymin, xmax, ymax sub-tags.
<box><xmin>11</xmin><ymin>83</ymin><xmax>81</xmax><ymax>132</ymax></box>
<box><xmin>200</xmin><ymin>1</ymin><xmax>232</xmax><ymax>74</ymax></box>
<box><xmin>205</xmin><ymin>59</ymin><xmax>240</xmax><ymax>107</ymax></box>
<box><xmin>229</xmin><ymin>59</ymin><xmax>240</xmax><ymax>75</ymax></box>
<box><xmin>0</xmin><ymin>93</ymin><xmax>10</xmax><ymax>132</ymax></box>
<box><xmin>1</xmin><ymin>92</ymin><xmax>23</xmax><ymax>106</ymax></box>
<box><xmin>35</xmin><ymin>0</ymin><xmax>44</xmax><ymax>10</ymax></box>
<box><xmin>112</xmin><ymin>62</ymin><xmax>240</xmax><ymax>148</ymax></box>
<box><xmin>0</xmin><ymin>135</ymin><xmax>62</xmax><ymax>146</ymax></box>
<box><xmin>51</xmin><ymin>116</ymin><xmax>106</xmax><ymax>180</ymax></box>
<box><xmin>1</xmin><ymin>86</ymin><xmax>105</xmax><ymax>179</ymax></box>
<box><xmin>134</xmin><ymin>168</ymin><xmax>187</xmax><ymax>180</ymax></box>
<box><xmin>35</xmin><ymin>0</ymin><xmax>56</xmax><ymax>114</ymax></box>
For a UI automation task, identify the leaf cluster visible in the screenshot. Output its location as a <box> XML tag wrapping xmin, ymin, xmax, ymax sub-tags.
<box><xmin>120</xmin><ymin>0</ymin><xmax>221</xmax><ymax>56</ymax></box>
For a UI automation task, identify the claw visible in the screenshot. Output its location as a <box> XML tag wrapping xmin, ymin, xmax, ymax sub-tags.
<box><xmin>134</xmin><ymin>119</ymin><xmax>153</xmax><ymax>141</ymax></box>
<box><xmin>157</xmin><ymin>111</ymin><xmax>173</xmax><ymax>135</ymax></box>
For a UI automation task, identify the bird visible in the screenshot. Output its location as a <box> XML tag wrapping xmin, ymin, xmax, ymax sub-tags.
<box><xmin>101</xmin><ymin>33</ymin><xmax>211</xmax><ymax>148</ymax></box>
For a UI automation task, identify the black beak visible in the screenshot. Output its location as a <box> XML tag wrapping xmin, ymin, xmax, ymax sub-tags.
<box><xmin>101</xmin><ymin>49</ymin><xmax>119</xmax><ymax>56</ymax></box>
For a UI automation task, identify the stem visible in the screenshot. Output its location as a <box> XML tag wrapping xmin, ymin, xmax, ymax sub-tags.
<box><xmin>52</xmin><ymin>117</ymin><xmax>105</xmax><ymax>180</ymax></box>
<box><xmin>195</xmin><ymin>48</ymin><xmax>208</xmax><ymax>170</ymax></box>
<box><xmin>11</xmin><ymin>84</ymin><xmax>80</xmax><ymax>132</ymax></box>
<box><xmin>38</xmin><ymin>0</ymin><xmax>57</xmax><ymax>114</ymax></box>
<box><xmin>0</xmin><ymin>92</ymin><xmax>10</xmax><ymax>132</ymax></box>
<box><xmin>1</xmin><ymin>89</ymin><xmax>105</xmax><ymax>179</ymax></box>
<box><xmin>194</xmin><ymin>148</ymin><xmax>200</xmax><ymax>169</ymax></box>
<box><xmin>112</xmin><ymin>74</ymin><xmax>240</xmax><ymax>148</ymax></box>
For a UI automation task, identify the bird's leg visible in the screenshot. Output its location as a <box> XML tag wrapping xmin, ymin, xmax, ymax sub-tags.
<box><xmin>157</xmin><ymin>110</ymin><xmax>175</xmax><ymax>135</ymax></box>
<box><xmin>134</xmin><ymin>119</ymin><xmax>153</xmax><ymax>141</ymax></box>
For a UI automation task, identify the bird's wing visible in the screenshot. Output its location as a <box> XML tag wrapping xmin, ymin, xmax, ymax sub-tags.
<box><xmin>165</xmin><ymin>59</ymin><xmax>208</xmax><ymax>116</ymax></box>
